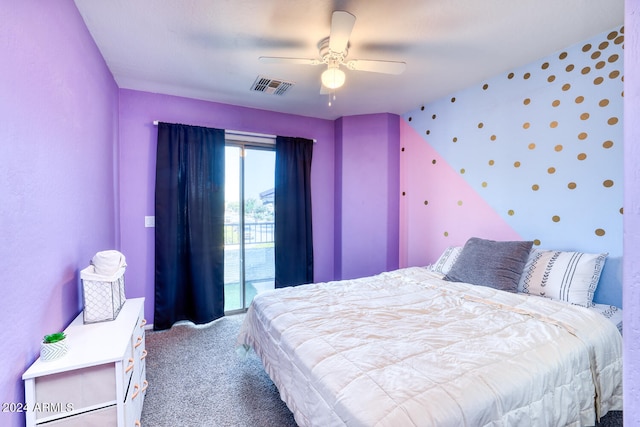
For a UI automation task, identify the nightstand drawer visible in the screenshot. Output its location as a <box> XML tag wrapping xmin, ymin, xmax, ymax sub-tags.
<box><xmin>43</xmin><ymin>405</ymin><xmax>117</xmax><ymax>426</ymax></box>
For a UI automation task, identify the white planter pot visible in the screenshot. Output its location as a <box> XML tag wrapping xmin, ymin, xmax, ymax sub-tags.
<box><xmin>41</xmin><ymin>339</ymin><xmax>68</xmax><ymax>362</ymax></box>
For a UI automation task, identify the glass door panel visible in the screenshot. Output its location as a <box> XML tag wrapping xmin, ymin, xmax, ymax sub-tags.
<box><xmin>224</xmin><ymin>144</ymin><xmax>275</xmax><ymax>313</ymax></box>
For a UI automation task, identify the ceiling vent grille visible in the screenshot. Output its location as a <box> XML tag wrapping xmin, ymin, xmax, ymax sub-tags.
<box><xmin>250</xmin><ymin>76</ymin><xmax>294</xmax><ymax>95</ymax></box>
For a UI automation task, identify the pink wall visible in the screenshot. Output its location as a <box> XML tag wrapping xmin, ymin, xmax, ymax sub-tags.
<box><xmin>118</xmin><ymin>90</ymin><xmax>335</xmax><ymax>322</ymax></box>
<box><xmin>0</xmin><ymin>2</ymin><xmax>119</xmax><ymax>426</ymax></box>
<box><xmin>335</xmin><ymin>114</ymin><xmax>400</xmax><ymax>280</ymax></box>
<box><xmin>623</xmin><ymin>0</ymin><xmax>640</xmax><ymax>423</ymax></box>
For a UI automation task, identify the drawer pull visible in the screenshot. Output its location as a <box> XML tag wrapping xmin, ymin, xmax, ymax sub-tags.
<box><xmin>135</xmin><ymin>421</ymin><xmax>141</xmax><ymax>427</ymax></box>
<box><xmin>140</xmin><ymin>349</ymin><xmax>148</xmax><ymax>360</ymax></box>
<box><xmin>140</xmin><ymin>318</ymin><xmax>147</xmax><ymax>328</ymax></box>
<box><xmin>134</xmin><ymin>336</ymin><xmax>143</xmax><ymax>348</ymax></box>
<box><xmin>125</xmin><ymin>358</ymin><xmax>135</xmax><ymax>373</ymax></box>
<box><xmin>131</xmin><ymin>384</ymin><xmax>140</xmax><ymax>400</ymax></box>
<box><xmin>141</xmin><ymin>380</ymin><xmax>149</xmax><ymax>392</ymax></box>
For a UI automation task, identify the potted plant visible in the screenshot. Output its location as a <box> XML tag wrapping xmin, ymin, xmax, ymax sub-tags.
<box><xmin>41</xmin><ymin>332</ymin><xmax>68</xmax><ymax>362</ymax></box>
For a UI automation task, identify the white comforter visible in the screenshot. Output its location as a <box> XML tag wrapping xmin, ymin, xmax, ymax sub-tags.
<box><xmin>237</xmin><ymin>267</ymin><xmax>622</xmax><ymax>427</ymax></box>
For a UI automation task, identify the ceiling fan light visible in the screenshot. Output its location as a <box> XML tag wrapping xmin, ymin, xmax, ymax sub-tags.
<box><xmin>321</xmin><ymin>67</ymin><xmax>346</xmax><ymax>89</ymax></box>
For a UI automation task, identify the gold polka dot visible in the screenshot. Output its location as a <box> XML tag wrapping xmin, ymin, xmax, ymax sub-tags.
<box><xmin>580</xmin><ymin>113</ymin><xmax>590</xmax><ymax>120</ymax></box>
<box><xmin>609</xmin><ymin>54</ymin><xmax>620</xmax><ymax>63</ymax></box>
<box><xmin>578</xmin><ymin>132</ymin><xmax>588</xmax><ymax>140</ymax></box>
<box><xmin>575</xmin><ymin>95</ymin><xmax>584</xmax><ymax>103</ymax></box>
<box><xmin>615</xmin><ymin>35</ymin><xmax>624</xmax><ymax>45</ymax></box>
<box><xmin>620</xmin><ymin>207</ymin><xmax>624</xmax><ymax>214</ymax></box>
<box><xmin>444</xmin><ymin>231</ymin><xmax>449</xmax><ymax>237</ymax></box>
<box><xmin>596</xmin><ymin>61</ymin><xmax>606</xmax><ymax>69</ymax></box>
<box><xmin>528</xmin><ymin>143</ymin><xmax>536</xmax><ymax>150</ymax></box>
<box><xmin>457</xmin><ymin>200</ymin><xmax>463</xmax><ymax>206</ymax></box>
<box><xmin>568</xmin><ymin>182</ymin><xmax>577</xmax><ymax>189</ymax></box>
<box><xmin>581</xmin><ymin>66</ymin><xmax>591</xmax><ymax>74</ymax></box>
<box><xmin>432</xmin><ymin>114</ymin><xmax>437</xmax><ymax>119</ymax></box>
<box><xmin>508</xmin><ymin>72</ymin><xmax>514</xmax><ymax>79</ymax></box>
<box><xmin>608</xmin><ymin>117</ymin><xmax>619</xmax><ymax>125</ymax></box>
<box><xmin>577</xmin><ymin>153</ymin><xmax>587</xmax><ymax>160</ymax></box>
<box><xmin>514</xmin><ymin>161</ymin><xmax>521</xmax><ymax>168</ymax></box>
<box><xmin>508</xmin><ymin>210</ymin><xmax>515</xmax><ymax>216</ymax></box>
<box><xmin>460</xmin><ymin>168</ymin><xmax>465</xmax><ymax>174</ymax></box>
<box><xmin>607</xmin><ymin>31</ymin><xmax>618</xmax><ymax>40</ymax></box>
<box><xmin>594</xmin><ymin>76</ymin><xmax>604</xmax><ymax>85</ymax></box>
<box><xmin>483</xmin><ymin>83</ymin><xmax>489</xmax><ymax>90</ymax></box>
<box><xmin>599</xmin><ymin>99</ymin><xmax>610</xmax><ymax>107</ymax></box>
<box><xmin>603</xmin><ymin>179</ymin><xmax>614</xmax><ymax>188</ymax></box>
<box><xmin>548</xmin><ymin>167</ymin><xmax>556</xmax><ymax>174</ymax></box>
<box><xmin>562</xmin><ymin>83</ymin><xmax>571</xmax><ymax>91</ymax></box>
<box><xmin>488</xmin><ymin>160</ymin><xmax>495</xmax><ymax>166</ymax></box>
<box><xmin>421</xmin><ymin>106</ymin><xmax>425</xmax><ymax>111</ymax></box>
<box><xmin>424</xmin><ymin>200</ymin><xmax>429</xmax><ymax>205</ymax></box>
<box><xmin>591</xmin><ymin>51</ymin><xmax>601</xmax><ymax>60</ymax></box>
<box><xmin>481</xmin><ymin>181</ymin><xmax>488</xmax><ymax>188</ymax></box>
<box><xmin>524</xmin><ymin>72</ymin><xmax>531</xmax><ymax>80</ymax></box>
<box><xmin>532</xmin><ymin>184</ymin><xmax>540</xmax><ymax>191</ymax></box>
<box><xmin>599</xmin><ymin>41</ymin><xmax>610</xmax><ymax>50</ymax></box>
<box><xmin>603</xmin><ymin>140</ymin><xmax>614</xmax><ymax>149</ymax></box>
<box><xmin>609</xmin><ymin>70</ymin><xmax>620</xmax><ymax>79</ymax></box>
<box><xmin>595</xmin><ymin>229</ymin><xmax>606</xmax><ymax>237</ymax></box>
<box><xmin>554</xmin><ymin>145</ymin><xmax>563</xmax><ymax>152</ymax></box>
<box><xmin>550</xmin><ymin>121</ymin><xmax>558</xmax><ymax>128</ymax></box>
<box><xmin>559</xmin><ymin>52</ymin><xmax>568</xmax><ymax>60</ymax></box>
<box><xmin>533</xmin><ymin>239</ymin><xmax>541</xmax><ymax>246</ymax></box>
<box><xmin>490</xmin><ymin>134</ymin><xmax>496</xmax><ymax>141</ymax></box>
<box><xmin>566</xmin><ymin>64</ymin><xmax>575</xmax><ymax>72</ymax></box>
<box><xmin>478</xmin><ymin>122</ymin><xmax>484</xmax><ymax>128</ymax></box>
<box><xmin>582</xmin><ymin>43</ymin><xmax>592</xmax><ymax>52</ymax></box>
<box><xmin>541</xmin><ymin>62</ymin><xmax>550</xmax><ymax>70</ymax></box>
<box><xmin>523</xmin><ymin>122</ymin><xmax>530</xmax><ymax>129</ymax></box>
<box><xmin>432</xmin><ymin>159</ymin><xmax>437</xmax><ymax>164</ymax></box>
<box><xmin>552</xmin><ymin>99</ymin><xmax>561</xmax><ymax>107</ymax></box>
<box><xmin>621</xmin><ymin>26</ymin><xmax>625</xmax><ymax>34</ymax></box>
<box><xmin>426</xmin><ymin>130</ymin><xmax>431</xmax><ymax>135</ymax></box>
<box><xmin>523</xmin><ymin>98</ymin><xmax>531</xmax><ymax>105</ymax></box>
<box><xmin>547</xmin><ymin>75</ymin><xmax>556</xmax><ymax>83</ymax></box>
<box><xmin>453</xmin><ymin>137</ymin><xmax>458</xmax><ymax>142</ymax></box>
<box><xmin>451</xmin><ymin>97</ymin><xmax>456</xmax><ymax>103</ymax></box>
<box><xmin>552</xmin><ymin>215</ymin><xmax>561</xmax><ymax>222</ymax></box>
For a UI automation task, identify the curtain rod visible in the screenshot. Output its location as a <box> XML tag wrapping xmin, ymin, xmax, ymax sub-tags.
<box><xmin>152</xmin><ymin>121</ymin><xmax>316</xmax><ymax>143</ymax></box>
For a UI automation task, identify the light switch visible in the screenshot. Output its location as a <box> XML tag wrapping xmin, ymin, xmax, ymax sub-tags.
<box><xmin>144</xmin><ymin>216</ymin><xmax>155</xmax><ymax>228</ymax></box>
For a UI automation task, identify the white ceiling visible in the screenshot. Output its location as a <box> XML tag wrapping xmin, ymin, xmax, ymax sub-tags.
<box><xmin>73</xmin><ymin>0</ymin><xmax>623</xmax><ymax>121</ymax></box>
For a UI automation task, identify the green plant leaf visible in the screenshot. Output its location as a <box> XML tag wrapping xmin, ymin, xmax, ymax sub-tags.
<box><xmin>43</xmin><ymin>332</ymin><xmax>66</xmax><ymax>343</ymax></box>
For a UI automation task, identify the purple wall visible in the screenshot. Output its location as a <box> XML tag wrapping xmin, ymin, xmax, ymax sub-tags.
<box><xmin>334</xmin><ymin>114</ymin><xmax>400</xmax><ymax>280</ymax></box>
<box><xmin>623</xmin><ymin>0</ymin><xmax>640</xmax><ymax>423</ymax></box>
<box><xmin>118</xmin><ymin>90</ymin><xmax>336</xmax><ymax>323</ymax></box>
<box><xmin>0</xmin><ymin>2</ymin><xmax>119</xmax><ymax>426</ymax></box>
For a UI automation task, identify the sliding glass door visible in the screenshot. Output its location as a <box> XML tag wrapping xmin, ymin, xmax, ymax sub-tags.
<box><xmin>224</xmin><ymin>144</ymin><xmax>275</xmax><ymax>313</ymax></box>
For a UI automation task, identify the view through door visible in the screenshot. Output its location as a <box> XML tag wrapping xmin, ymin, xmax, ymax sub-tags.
<box><xmin>224</xmin><ymin>144</ymin><xmax>275</xmax><ymax>313</ymax></box>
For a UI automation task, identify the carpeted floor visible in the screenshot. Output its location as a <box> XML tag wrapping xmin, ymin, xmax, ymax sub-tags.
<box><xmin>141</xmin><ymin>314</ymin><xmax>622</xmax><ymax>426</ymax></box>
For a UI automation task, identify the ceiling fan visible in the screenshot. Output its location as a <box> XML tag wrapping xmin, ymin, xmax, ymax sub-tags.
<box><xmin>259</xmin><ymin>11</ymin><xmax>406</xmax><ymax>94</ymax></box>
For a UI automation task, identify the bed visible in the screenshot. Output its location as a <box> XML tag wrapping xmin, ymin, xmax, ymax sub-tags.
<box><xmin>237</xmin><ymin>239</ymin><xmax>623</xmax><ymax>427</ymax></box>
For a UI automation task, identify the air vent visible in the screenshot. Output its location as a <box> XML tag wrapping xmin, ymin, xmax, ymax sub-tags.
<box><xmin>250</xmin><ymin>76</ymin><xmax>294</xmax><ymax>96</ymax></box>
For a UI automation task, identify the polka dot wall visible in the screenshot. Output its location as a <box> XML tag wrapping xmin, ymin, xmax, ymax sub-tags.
<box><xmin>402</xmin><ymin>26</ymin><xmax>623</xmax><ymax>263</ymax></box>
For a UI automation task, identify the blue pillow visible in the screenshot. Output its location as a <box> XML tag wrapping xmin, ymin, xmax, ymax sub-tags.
<box><xmin>444</xmin><ymin>237</ymin><xmax>533</xmax><ymax>293</ymax></box>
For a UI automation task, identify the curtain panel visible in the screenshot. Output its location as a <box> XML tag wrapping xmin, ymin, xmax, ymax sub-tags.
<box><xmin>274</xmin><ymin>136</ymin><xmax>314</xmax><ymax>288</ymax></box>
<box><xmin>154</xmin><ymin>122</ymin><xmax>225</xmax><ymax>330</ymax></box>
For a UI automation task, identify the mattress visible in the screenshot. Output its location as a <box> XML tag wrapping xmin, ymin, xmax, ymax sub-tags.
<box><xmin>237</xmin><ymin>267</ymin><xmax>623</xmax><ymax>427</ymax></box>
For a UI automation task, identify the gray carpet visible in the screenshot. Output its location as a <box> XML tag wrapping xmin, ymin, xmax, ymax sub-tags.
<box><xmin>141</xmin><ymin>314</ymin><xmax>622</xmax><ymax>426</ymax></box>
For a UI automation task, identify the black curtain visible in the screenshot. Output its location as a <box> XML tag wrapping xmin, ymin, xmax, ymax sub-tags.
<box><xmin>154</xmin><ymin>122</ymin><xmax>225</xmax><ymax>330</ymax></box>
<box><xmin>274</xmin><ymin>136</ymin><xmax>314</xmax><ymax>288</ymax></box>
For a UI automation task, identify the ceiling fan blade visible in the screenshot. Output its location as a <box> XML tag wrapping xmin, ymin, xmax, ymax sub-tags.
<box><xmin>329</xmin><ymin>11</ymin><xmax>356</xmax><ymax>53</ymax></box>
<box><xmin>259</xmin><ymin>56</ymin><xmax>321</xmax><ymax>66</ymax></box>
<box><xmin>346</xmin><ymin>59</ymin><xmax>406</xmax><ymax>75</ymax></box>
